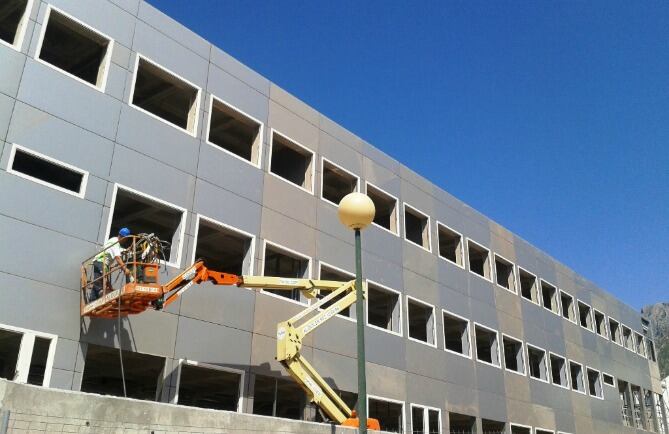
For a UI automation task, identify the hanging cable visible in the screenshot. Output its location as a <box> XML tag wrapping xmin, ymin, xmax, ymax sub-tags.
<box><xmin>116</xmin><ymin>265</ymin><xmax>127</xmax><ymax>398</ymax></box>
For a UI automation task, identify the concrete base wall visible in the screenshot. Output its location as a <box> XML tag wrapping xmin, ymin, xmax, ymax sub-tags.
<box><xmin>0</xmin><ymin>379</ymin><xmax>382</xmax><ymax>434</ymax></box>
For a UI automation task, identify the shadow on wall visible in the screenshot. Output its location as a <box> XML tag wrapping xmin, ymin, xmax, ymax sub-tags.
<box><xmin>77</xmin><ymin>317</ymin><xmax>354</xmax><ymax>425</ymax></box>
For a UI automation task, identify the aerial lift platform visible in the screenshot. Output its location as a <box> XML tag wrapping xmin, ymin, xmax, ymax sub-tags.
<box><xmin>80</xmin><ymin>235</ymin><xmax>380</xmax><ymax>430</ymax></box>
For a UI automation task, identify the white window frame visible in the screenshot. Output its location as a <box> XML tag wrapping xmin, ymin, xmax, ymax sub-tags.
<box><xmin>493</xmin><ymin>253</ymin><xmax>517</xmax><ymax>294</ymax></box>
<box><xmin>367</xmin><ymin>394</ymin><xmax>406</xmax><ymax>434</ymax></box>
<box><xmin>608</xmin><ymin>316</ymin><xmax>623</xmax><ymax>347</ymax></box>
<box><xmin>319</xmin><ymin>157</ymin><xmax>360</xmax><ymax>207</ymax></box>
<box><xmin>405</xmin><ymin>295</ymin><xmax>437</xmax><ymax>348</ymax></box>
<box><xmin>6</xmin><ymin>143</ymin><xmax>89</xmax><ymax>198</ymax></box>
<box><xmin>0</xmin><ymin>323</ymin><xmax>57</xmax><ymax>387</ymax></box>
<box><xmin>585</xmin><ymin>366</ymin><xmax>604</xmax><ymax>400</ymax></box>
<box><xmin>365</xmin><ymin>279</ymin><xmax>403</xmax><ymax>337</ymax></box>
<box><xmin>501</xmin><ymin>333</ymin><xmax>526</xmax><ymax>376</ymax></box>
<box><xmin>435</xmin><ymin>221</ymin><xmax>465</xmax><ymax>269</ymax></box>
<box><xmin>509</xmin><ymin>423</ymin><xmax>533</xmax><ymax>434</ymax></box>
<box><xmin>0</xmin><ymin>0</ymin><xmax>33</xmax><ymax>51</ymax></box>
<box><xmin>473</xmin><ymin>322</ymin><xmax>501</xmax><ymax>368</ymax></box>
<box><xmin>129</xmin><ymin>54</ymin><xmax>202</xmax><ymax>137</ymax></box>
<box><xmin>442</xmin><ymin>309</ymin><xmax>472</xmax><ymax>359</ymax></box>
<box><xmin>105</xmin><ymin>183</ymin><xmax>187</xmax><ymax>268</ymax></box>
<box><xmin>172</xmin><ymin>359</ymin><xmax>244</xmax><ymax>412</ymax></box>
<box><xmin>268</xmin><ymin>128</ymin><xmax>315</xmax><ymax>195</ymax></box>
<box><xmin>646</xmin><ymin>337</ymin><xmax>657</xmax><ymax>361</ymax></box>
<box><xmin>205</xmin><ymin>94</ymin><xmax>264</xmax><ymax>169</ymax></box>
<box><xmin>466</xmin><ymin>238</ymin><xmax>493</xmax><ymax>283</ymax></box>
<box><xmin>576</xmin><ymin>300</ymin><xmax>594</xmax><ymax>333</ymax></box>
<box><xmin>535</xmin><ymin>429</ymin><xmax>556</xmax><ymax>434</ymax></box>
<box><xmin>260</xmin><ymin>239</ymin><xmax>312</xmax><ymax>307</ymax></box>
<box><xmin>410</xmin><ymin>403</ymin><xmax>441</xmax><ymax>434</ymax></box>
<box><xmin>35</xmin><ymin>5</ymin><xmax>114</xmax><ymax>92</ymax></box>
<box><xmin>191</xmin><ymin>214</ymin><xmax>256</xmax><ymax>275</ymax></box>
<box><xmin>402</xmin><ymin>203</ymin><xmax>432</xmax><ymax>252</ymax></box>
<box><xmin>602</xmin><ymin>372</ymin><xmax>615</xmax><ymax>387</ymax></box>
<box><xmin>592</xmin><ymin>309</ymin><xmax>608</xmax><ymax>339</ymax></box>
<box><xmin>315</xmin><ymin>261</ymin><xmax>356</xmax><ymax>323</ymax></box>
<box><xmin>364</xmin><ymin>181</ymin><xmax>400</xmax><ymax>236</ymax></box>
<box><xmin>539</xmin><ymin>279</ymin><xmax>561</xmax><ymax>316</ymax></box>
<box><xmin>559</xmin><ymin>290</ymin><xmax>577</xmax><ymax>324</ymax></box>
<box><xmin>548</xmin><ymin>352</ymin><xmax>570</xmax><ymax>390</ymax></box>
<box><xmin>568</xmin><ymin>359</ymin><xmax>586</xmax><ymax>395</ymax></box>
<box><xmin>526</xmin><ymin>343</ymin><xmax>549</xmax><ymax>384</ymax></box>
<box><xmin>518</xmin><ymin>266</ymin><xmax>540</xmax><ymax>306</ymax></box>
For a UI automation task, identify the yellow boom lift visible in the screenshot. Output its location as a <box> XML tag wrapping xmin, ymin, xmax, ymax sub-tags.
<box><xmin>80</xmin><ymin>235</ymin><xmax>380</xmax><ymax>430</ymax></box>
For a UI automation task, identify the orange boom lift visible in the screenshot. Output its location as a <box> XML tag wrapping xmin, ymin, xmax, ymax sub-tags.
<box><xmin>80</xmin><ymin>235</ymin><xmax>379</xmax><ymax>430</ymax></box>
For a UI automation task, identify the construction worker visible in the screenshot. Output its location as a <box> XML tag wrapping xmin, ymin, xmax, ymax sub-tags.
<box><xmin>89</xmin><ymin>227</ymin><xmax>134</xmax><ymax>302</ymax></box>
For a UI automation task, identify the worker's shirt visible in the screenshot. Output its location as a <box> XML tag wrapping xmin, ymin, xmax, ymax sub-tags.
<box><xmin>94</xmin><ymin>237</ymin><xmax>122</xmax><ymax>265</ymax></box>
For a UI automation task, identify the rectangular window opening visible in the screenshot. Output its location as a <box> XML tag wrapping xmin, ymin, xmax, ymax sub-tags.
<box><xmin>8</xmin><ymin>145</ymin><xmax>87</xmax><ymax>196</ymax></box>
<box><xmin>467</xmin><ymin>240</ymin><xmax>491</xmax><ymax>280</ymax></box>
<box><xmin>569</xmin><ymin>361</ymin><xmax>585</xmax><ymax>393</ymax></box>
<box><xmin>263</xmin><ymin>243</ymin><xmax>310</xmax><ymax>303</ymax></box>
<box><xmin>109</xmin><ymin>186</ymin><xmax>185</xmax><ymax>265</ymax></box>
<box><xmin>587</xmin><ymin>368</ymin><xmax>602</xmax><ymax>398</ymax></box>
<box><xmin>0</xmin><ymin>328</ymin><xmax>22</xmax><ymax>381</ymax></box>
<box><xmin>540</xmin><ymin>280</ymin><xmax>559</xmax><ymax>314</ymax></box>
<box><xmin>619</xmin><ymin>379</ymin><xmax>632</xmax><ymax>427</ymax></box>
<box><xmin>594</xmin><ymin>310</ymin><xmax>606</xmax><ymax>337</ymax></box>
<box><xmin>646</xmin><ymin>339</ymin><xmax>656</xmax><ymax>362</ymax></box>
<box><xmin>317</xmin><ymin>264</ymin><xmax>354</xmax><ymax>318</ymax></box>
<box><xmin>437</xmin><ymin>223</ymin><xmax>463</xmax><ymax>267</ymax></box>
<box><xmin>549</xmin><ymin>353</ymin><xmax>568</xmax><ymax>388</ymax></box>
<box><xmin>81</xmin><ymin>344</ymin><xmax>165</xmax><ymax>401</ymax></box>
<box><xmin>366</xmin><ymin>183</ymin><xmax>398</xmax><ymax>234</ymax></box>
<box><xmin>38</xmin><ymin>7</ymin><xmax>112</xmax><ymax>88</ymax></box>
<box><xmin>577</xmin><ymin>301</ymin><xmax>593</xmax><ymax>331</ymax></box>
<box><xmin>510</xmin><ymin>425</ymin><xmax>532</xmax><ymax>434</ymax></box>
<box><xmin>0</xmin><ymin>0</ymin><xmax>30</xmax><ymax>47</ymax></box>
<box><xmin>404</xmin><ymin>205</ymin><xmax>430</xmax><ymax>250</ymax></box>
<box><xmin>270</xmin><ymin>131</ymin><xmax>314</xmax><ymax>192</ymax></box>
<box><xmin>503</xmin><ymin>335</ymin><xmax>524</xmax><ymax>374</ymax></box>
<box><xmin>474</xmin><ymin>325</ymin><xmax>500</xmax><ymax>367</ymax></box>
<box><xmin>482</xmin><ymin>419</ymin><xmax>505</xmax><ymax>433</ymax></box>
<box><xmin>411</xmin><ymin>405</ymin><xmax>440</xmax><ymax>434</ymax></box>
<box><xmin>27</xmin><ymin>337</ymin><xmax>50</xmax><ymax>386</ymax></box>
<box><xmin>634</xmin><ymin>333</ymin><xmax>645</xmax><ymax>355</ymax></box>
<box><xmin>369</xmin><ymin>397</ymin><xmax>403</xmax><ymax>433</ymax></box>
<box><xmin>443</xmin><ymin>311</ymin><xmax>470</xmax><ymax>357</ymax></box>
<box><xmin>518</xmin><ymin>268</ymin><xmax>538</xmax><ymax>303</ymax></box>
<box><xmin>407</xmin><ymin>297</ymin><xmax>435</xmax><ymax>346</ymax></box>
<box><xmin>252</xmin><ymin>374</ymin><xmax>307</xmax><ymax>420</ymax></box>
<box><xmin>448</xmin><ymin>412</ymin><xmax>476</xmax><ymax>433</ymax></box>
<box><xmin>560</xmin><ymin>291</ymin><xmax>575</xmax><ymax>322</ymax></box>
<box><xmin>207</xmin><ymin>97</ymin><xmax>262</xmax><ymax>165</ymax></box>
<box><xmin>177</xmin><ymin>363</ymin><xmax>241</xmax><ymax>411</ymax></box>
<box><xmin>367</xmin><ymin>282</ymin><xmax>402</xmax><ymax>334</ymax></box>
<box><xmin>321</xmin><ymin>159</ymin><xmax>357</xmax><ymax>205</ymax></box>
<box><xmin>622</xmin><ymin>326</ymin><xmax>633</xmax><ymax>351</ymax></box>
<box><xmin>536</xmin><ymin>430</ymin><xmax>554</xmax><ymax>434</ymax></box>
<box><xmin>194</xmin><ymin>217</ymin><xmax>253</xmax><ymax>275</ymax></box>
<box><xmin>494</xmin><ymin>254</ymin><xmax>516</xmax><ymax>292</ymax></box>
<box><xmin>528</xmin><ymin>345</ymin><xmax>548</xmax><ymax>382</ymax></box>
<box><xmin>609</xmin><ymin>318</ymin><xmax>621</xmax><ymax>345</ymax></box>
<box><xmin>602</xmin><ymin>373</ymin><xmax>615</xmax><ymax>386</ymax></box>
<box><xmin>131</xmin><ymin>56</ymin><xmax>200</xmax><ymax>134</ymax></box>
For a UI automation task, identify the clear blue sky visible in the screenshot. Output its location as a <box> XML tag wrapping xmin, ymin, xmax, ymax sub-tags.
<box><xmin>148</xmin><ymin>1</ymin><xmax>668</xmax><ymax>310</ymax></box>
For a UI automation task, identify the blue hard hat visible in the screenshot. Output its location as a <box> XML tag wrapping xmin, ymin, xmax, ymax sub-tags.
<box><xmin>118</xmin><ymin>227</ymin><xmax>131</xmax><ymax>237</ymax></box>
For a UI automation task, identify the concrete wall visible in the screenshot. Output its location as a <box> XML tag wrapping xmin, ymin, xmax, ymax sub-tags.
<box><xmin>0</xmin><ymin>379</ymin><xmax>385</xmax><ymax>433</ymax></box>
<box><xmin>0</xmin><ymin>0</ymin><xmax>662</xmax><ymax>433</ymax></box>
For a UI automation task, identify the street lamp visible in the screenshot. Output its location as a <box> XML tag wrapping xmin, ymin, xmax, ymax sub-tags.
<box><xmin>338</xmin><ymin>192</ymin><xmax>375</xmax><ymax>433</ymax></box>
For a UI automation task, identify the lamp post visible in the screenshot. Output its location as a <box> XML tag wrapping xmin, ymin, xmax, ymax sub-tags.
<box><xmin>338</xmin><ymin>192</ymin><xmax>375</xmax><ymax>434</ymax></box>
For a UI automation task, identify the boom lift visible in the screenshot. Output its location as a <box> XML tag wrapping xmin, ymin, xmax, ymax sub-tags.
<box><xmin>80</xmin><ymin>236</ymin><xmax>380</xmax><ymax>430</ymax></box>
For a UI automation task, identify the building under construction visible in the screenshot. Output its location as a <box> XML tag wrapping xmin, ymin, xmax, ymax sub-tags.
<box><xmin>0</xmin><ymin>0</ymin><xmax>665</xmax><ymax>433</ymax></box>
